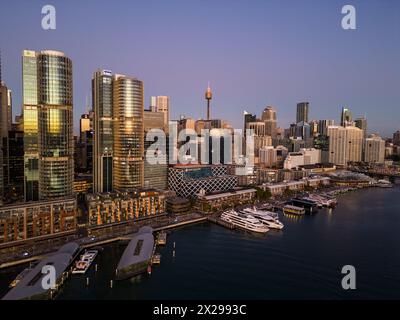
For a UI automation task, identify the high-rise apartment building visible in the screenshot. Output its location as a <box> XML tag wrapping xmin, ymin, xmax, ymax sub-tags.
<box><xmin>327</xmin><ymin>126</ymin><xmax>347</xmax><ymax>166</ymax></box>
<box><xmin>327</xmin><ymin>125</ymin><xmax>363</xmax><ymax>165</ymax></box>
<box><xmin>296</xmin><ymin>102</ymin><xmax>309</xmax><ymax>124</ymax></box>
<box><xmin>364</xmin><ymin>134</ymin><xmax>385</xmax><ymax>163</ymax></box>
<box><xmin>23</xmin><ymin>50</ymin><xmax>74</xmax><ymax>201</ymax></box>
<box><xmin>393</xmin><ymin>130</ymin><xmax>400</xmax><ymax>146</ymax></box>
<box><xmin>113</xmin><ymin>74</ymin><xmax>144</xmax><ymax>191</ymax></box>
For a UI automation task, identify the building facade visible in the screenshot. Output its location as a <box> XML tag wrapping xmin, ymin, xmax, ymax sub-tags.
<box><xmin>0</xmin><ymin>198</ymin><xmax>77</xmax><ymax>245</ymax></box>
<box><xmin>296</xmin><ymin>102</ymin><xmax>309</xmax><ymax>124</ymax></box>
<box><xmin>113</xmin><ymin>74</ymin><xmax>144</xmax><ymax>191</ymax></box>
<box><xmin>364</xmin><ymin>135</ymin><xmax>385</xmax><ymax>163</ymax></box>
<box><xmin>22</xmin><ymin>50</ymin><xmax>74</xmax><ymax>201</ymax></box>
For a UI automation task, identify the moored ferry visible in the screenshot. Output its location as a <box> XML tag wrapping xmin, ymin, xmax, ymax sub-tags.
<box><xmin>221</xmin><ymin>210</ymin><xmax>269</xmax><ymax>233</ymax></box>
<box><xmin>72</xmin><ymin>250</ymin><xmax>98</xmax><ymax>274</ymax></box>
<box><xmin>283</xmin><ymin>205</ymin><xmax>305</xmax><ymax>216</ymax></box>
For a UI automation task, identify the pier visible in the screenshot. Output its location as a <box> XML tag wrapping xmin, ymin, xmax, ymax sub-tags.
<box><xmin>207</xmin><ymin>214</ymin><xmax>235</xmax><ymax>230</ymax></box>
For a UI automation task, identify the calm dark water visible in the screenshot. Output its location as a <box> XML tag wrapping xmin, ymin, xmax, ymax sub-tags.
<box><xmin>2</xmin><ymin>187</ymin><xmax>400</xmax><ymax>299</ymax></box>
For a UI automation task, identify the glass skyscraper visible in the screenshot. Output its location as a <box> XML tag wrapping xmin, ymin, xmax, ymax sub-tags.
<box><xmin>113</xmin><ymin>74</ymin><xmax>144</xmax><ymax>191</ymax></box>
<box><xmin>23</xmin><ymin>50</ymin><xmax>73</xmax><ymax>201</ymax></box>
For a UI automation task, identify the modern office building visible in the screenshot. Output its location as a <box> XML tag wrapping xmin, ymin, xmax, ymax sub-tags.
<box><xmin>296</xmin><ymin>102</ymin><xmax>309</xmax><ymax>124</ymax></box>
<box><xmin>355</xmin><ymin>116</ymin><xmax>368</xmax><ymax>139</ymax></box>
<box><xmin>3</xmin><ymin>129</ymin><xmax>24</xmax><ymax>203</ymax></box>
<box><xmin>92</xmin><ymin>70</ymin><xmax>114</xmax><ymax>193</ymax></box>
<box><xmin>261</xmin><ymin>106</ymin><xmax>277</xmax><ymax>137</ymax></box>
<box><xmin>318</xmin><ymin>119</ymin><xmax>334</xmax><ymax>136</ymax></box>
<box><xmin>168</xmin><ymin>164</ymin><xmax>238</xmax><ymax>198</ymax></box>
<box><xmin>340</xmin><ymin>107</ymin><xmax>353</xmax><ymax>127</ymax></box>
<box><xmin>364</xmin><ymin>134</ymin><xmax>385</xmax><ymax>163</ymax></box>
<box><xmin>113</xmin><ymin>74</ymin><xmax>144</xmax><ymax>191</ymax></box>
<box><xmin>150</xmin><ymin>96</ymin><xmax>170</xmax><ymax>132</ymax></box>
<box><xmin>22</xmin><ymin>50</ymin><xmax>74</xmax><ymax>201</ymax></box>
<box><xmin>144</xmin><ymin>109</ymin><xmax>168</xmax><ymax>190</ymax></box>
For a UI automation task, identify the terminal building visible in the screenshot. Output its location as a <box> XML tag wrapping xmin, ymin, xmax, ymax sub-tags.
<box><xmin>168</xmin><ymin>164</ymin><xmax>238</xmax><ymax>198</ymax></box>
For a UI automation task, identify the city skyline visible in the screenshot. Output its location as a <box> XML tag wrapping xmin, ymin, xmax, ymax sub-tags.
<box><xmin>0</xmin><ymin>0</ymin><xmax>399</xmax><ymax>137</ymax></box>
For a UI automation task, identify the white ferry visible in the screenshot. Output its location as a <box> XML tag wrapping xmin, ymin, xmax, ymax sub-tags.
<box><xmin>283</xmin><ymin>205</ymin><xmax>305</xmax><ymax>216</ymax></box>
<box><xmin>240</xmin><ymin>208</ymin><xmax>284</xmax><ymax>230</ymax></box>
<box><xmin>242</xmin><ymin>207</ymin><xmax>279</xmax><ymax>220</ymax></box>
<box><xmin>304</xmin><ymin>194</ymin><xmax>337</xmax><ymax>208</ymax></box>
<box><xmin>221</xmin><ymin>210</ymin><xmax>269</xmax><ymax>233</ymax></box>
<box><xmin>72</xmin><ymin>250</ymin><xmax>98</xmax><ymax>274</ymax></box>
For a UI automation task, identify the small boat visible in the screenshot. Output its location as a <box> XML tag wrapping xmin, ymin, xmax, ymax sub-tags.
<box><xmin>283</xmin><ymin>205</ymin><xmax>305</xmax><ymax>216</ymax></box>
<box><xmin>72</xmin><ymin>250</ymin><xmax>98</xmax><ymax>274</ymax></box>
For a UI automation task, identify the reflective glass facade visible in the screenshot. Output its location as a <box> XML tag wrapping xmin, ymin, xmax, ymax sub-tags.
<box><xmin>23</xmin><ymin>50</ymin><xmax>74</xmax><ymax>200</ymax></box>
<box><xmin>92</xmin><ymin>70</ymin><xmax>113</xmax><ymax>193</ymax></box>
<box><xmin>113</xmin><ymin>75</ymin><xmax>144</xmax><ymax>191</ymax></box>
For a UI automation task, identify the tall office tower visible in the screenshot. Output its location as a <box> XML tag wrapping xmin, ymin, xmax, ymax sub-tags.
<box><xmin>92</xmin><ymin>70</ymin><xmax>113</xmax><ymax>193</ymax></box>
<box><xmin>150</xmin><ymin>96</ymin><xmax>170</xmax><ymax>132</ymax></box>
<box><xmin>345</xmin><ymin>126</ymin><xmax>363</xmax><ymax>163</ymax></box>
<box><xmin>0</xmin><ymin>57</ymin><xmax>12</xmax><ymax>202</ymax></box>
<box><xmin>80</xmin><ymin>114</ymin><xmax>91</xmax><ymax>139</ymax></box>
<box><xmin>364</xmin><ymin>134</ymin><xmax>385</xmax><ymax>163</ymax></box>
<box><xmin>261</xmin><ymin>106</ymin><xmax>277</xmax><ymax>137</ymax></box>
<box><xmin>205</xmin><ymin>84</ymin><xmax>212</xmax><ymax>120</ymax></box>
<box><xmin>22</xmin><ymin>50</ymin><xmax>73</xmax><ymax>200</ymax></box>
<box><xmin>144</xmin><ymin>110</ymin><xmax>168</xmax><ymax>189</ymax></box>
<box><xmin>22</xmin><ymin>50</ymin><xmax>39</xmax><ymax>201</ymax></box>
<box><xmin>393</xmin><ymin>130</ymin><xmax>400</xmax><ymax>146</ymax></box>
<box><xmin>296</xmin><ymin>102</ymin><xmax>309</xmax><ymax>124</ymax></box>
<box><xmin>244</xmin><ymin>111</ymin><xmax>256</xmax><ymax>134</ymax></box>
<box><xmin>327</xmin><ymin>126</ymin><xmax>347</xmax><ymax>166</ymax></box>
<box><xmin>355</xmin><ymin>116</ymin><xmax>368</xmax><ymax>139</ymax></box>
<box><xmin>318</xmin><ymin>119</ymin><xmax>334</xmax><ymax>136</ymax></box>
<box><xmin>3</xmin><ymin>129</ymin><xmax>24</xmax><ymax>203</ymax></box>
<box><xmin>113</xmin><ymin>74</ymin><xmax>144</xmax><ymax>191</ymax></box>
<box><xmin>340</xmin><ymin>107</ymin><xmax>353</xmax><ymax>127</ymax></box>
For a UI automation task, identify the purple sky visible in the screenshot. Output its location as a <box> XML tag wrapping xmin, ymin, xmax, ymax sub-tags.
<box><xmin>0</xmin><ymin>0</ymin><xmax>399</xmax><ymax>137</ymax></box>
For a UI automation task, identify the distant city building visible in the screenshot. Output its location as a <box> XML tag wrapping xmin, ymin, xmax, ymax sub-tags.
<box><xmin>261</xmin><ymin>106</ymin><xmax>277</xmax><ymax>137</ymax></box>
<box><xmin>150</xmin><ymin>96</ymin><xmax>170</xmax><ymax>132</ymax></box>
<box><xmin>259</xmin><ymin>145</ymin><xmax>288</xmax><ymax>168</ymax></box>
<box><xmin>168</xmin><ymin>164</ymin><xmax>237</xmax><ymax>198</ymax></box>
<box><xmin>340</xmin><ymin>107</ymin><xmax>353</xmax><ymax>127</ymax></box>
<box><xmin>318</xmin><ymin>119</ymin><xmax>334</xmax><ymax>136</ymax></box>
<box><xmin>283</xmin><ymin>148</ymin><xmax>321</xmax><ymax>170</ymax></box>
<box><xmin>22</xmin><ymin>50</ymin><xmax>74</xmax><ymax>201</ymax></box>
<box><xmin>296</xmin><ymin>102</ymin><xmax>309</xmax><ymax>124</ymax></box>
<box><xmin>355</xmin><ymin>116</ymin><xmax>368</xmax><ymax>138</ymax></box>
<box><xmin>393</xmin><ymin>130</ymin><xmax>400</xmax><ymax>146</ymax></box>
<box><xmin>327</xmin><ymin>125</ymin><xmax>363</xmax><ymax>166</ymax></box>
<box><xmin>364</xmin><ymin>134</ymin><xmax>385</xmax><ymax>163</ymax></box>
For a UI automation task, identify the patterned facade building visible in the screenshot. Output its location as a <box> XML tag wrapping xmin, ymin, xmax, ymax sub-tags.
<box><xmin>168</xmin><ymin>164</ymin><xmax>238</xmax><ymax>198</ymax></box>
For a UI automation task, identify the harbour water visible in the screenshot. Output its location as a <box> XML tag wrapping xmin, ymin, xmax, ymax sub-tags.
<box><xmin>1</xmin><ymin>187</ymin><xmax>400</xmax><ymax>299</ymax></box>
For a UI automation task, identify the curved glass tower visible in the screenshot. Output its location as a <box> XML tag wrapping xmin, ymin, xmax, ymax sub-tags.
<box><xmin>113</xmin><ymin>74</ymin><xmax>144</xmax><ymax>191</ymax></box>
<box><xmin>23</xmin><ymin>50</ymin><xmax>73</xmax><ymax>200</ymax></box>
